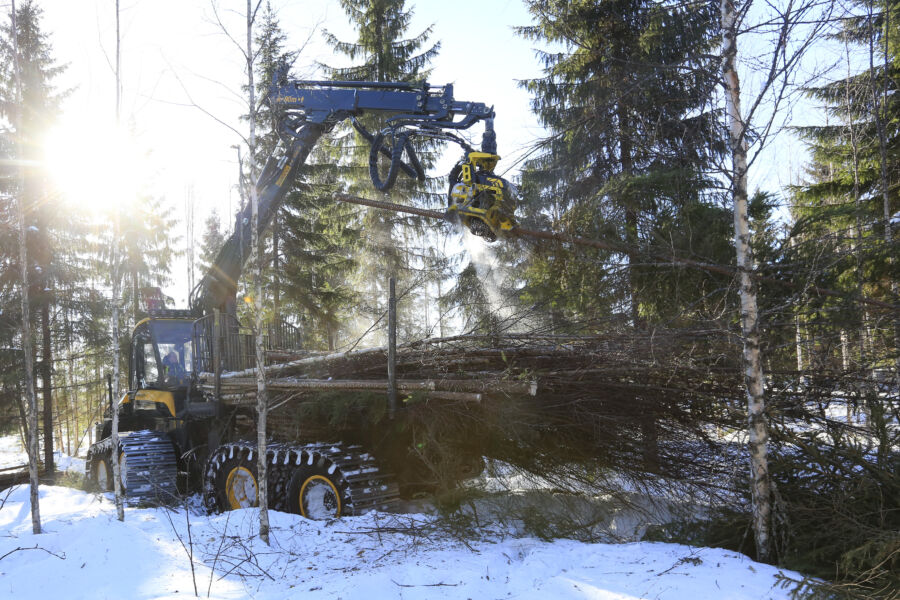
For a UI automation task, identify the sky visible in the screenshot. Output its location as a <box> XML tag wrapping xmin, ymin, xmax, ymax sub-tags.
<box><xmin>35</xmin><ymin>0</ymin><xmax>543</xmax><ymax>306</ymax></box>
<box><xmin>27</xmin><ymin>0</ymin><xmax>834</xmax><ymax>307</ymax></box>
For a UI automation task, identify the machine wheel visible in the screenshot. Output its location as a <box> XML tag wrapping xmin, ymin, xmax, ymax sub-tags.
<box><xmin>286</xmin><ymin>467</ymin><xmax>347</xmax><ymax>520</ymax></box>
<box><xmin>92</xmin><ymin>455</ymin><xmax>113</xmax><ymax>491</ymax></box>
<box><xmin>204</xmin><ymin>442</ymin><xmax>398</xmax><ymax>516</ymax></box>
<box><xmin>214</xmin><ymin>455</ymin><xmax>259</xmax><ymax>510</ymax></box>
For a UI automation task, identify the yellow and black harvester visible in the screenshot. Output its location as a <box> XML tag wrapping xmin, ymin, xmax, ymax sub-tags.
<box><xmin>86</xmin><ymin>77</ymin><xmax>516</xmax><ymax>519</ymax></box>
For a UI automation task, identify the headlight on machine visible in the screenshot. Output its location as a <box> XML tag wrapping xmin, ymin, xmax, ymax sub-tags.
<box><xmin>135</xmin><ymin>399</ymin><xmax>158</xmax><ymax>411</ymax></box>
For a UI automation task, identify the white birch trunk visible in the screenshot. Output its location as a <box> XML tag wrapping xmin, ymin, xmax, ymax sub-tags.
<box><xmin>11</xmin><ymin>0</ymin><xmax>41</xmax><ymax>536</ymax></box>
<box><xmin>840</xmin><ymin>329</ymin><xmax>851</xmax><ymax>372</ymax></box>
<box><xmin>789</xmin><ymin>239</ymin><xmax>805</xmax><ymax>383</ymax></box>
<box><xmin>16</xmin><ymin>187</ymin><xmax>41</xmax><ymax>536</ymax></box>
<box><xmin>840</xmin><ymin>328</ymin><xmax>854</xmax><ymax>422</ymax></box>
<box><xmin>110</xmin><ymin>0</ymin><xmax>125</xmax><ymax>522</ymax></box>
<box><xmin>721</xmin><ymin>0</ymin><xmax>772</xmax><ymax>562</ymax></box>
<box><xmin>247</xmin><ymin>0</ymin><xmax>270</xmax><ymax>545</ymax></box>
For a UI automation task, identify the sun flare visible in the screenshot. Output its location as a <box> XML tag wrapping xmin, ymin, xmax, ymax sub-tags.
<box><xmin>42</xmin><ymin>123</ymin><xmax>148</xmax><ymax>214</ymax></box>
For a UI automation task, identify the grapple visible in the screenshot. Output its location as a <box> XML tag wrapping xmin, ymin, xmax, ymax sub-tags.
<box><xmin>269</xmin><ymin>77</ymin><xmax>517</xmax><ymax>240</ymax></box>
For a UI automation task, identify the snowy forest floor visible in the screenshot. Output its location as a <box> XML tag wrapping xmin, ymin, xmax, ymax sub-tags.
<box><xmin>0</xmin><ymin>437</ymin><xmax>809</xmax><ymax>600</ymax></box>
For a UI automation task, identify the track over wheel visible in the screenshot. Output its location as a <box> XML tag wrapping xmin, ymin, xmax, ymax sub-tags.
<box><xmin>86</xmin><ymin>430</ymin><xmax>176</xmax><ymax>504</ymax></box>
<box><xmin>204</xmin><ymin>442</ymin><xmax>399</xmax><ymax>516</ymax></box>
<box><xmin>214</xmin><ymin>454</ymin><xmax>259</xmax><ymax>510</ymax></box>
<box><xmin>286</xmin><ymin>466</ymin><xmax>347</xmax><ymax>520</ymax></box>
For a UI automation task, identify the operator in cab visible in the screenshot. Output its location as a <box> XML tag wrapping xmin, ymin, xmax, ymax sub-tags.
<box><xmin>163</xmin><ymin>350</ymin><xmax>184</xmax><ymax>383</ymax></box>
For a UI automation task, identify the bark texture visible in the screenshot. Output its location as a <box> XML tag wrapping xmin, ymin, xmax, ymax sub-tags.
<box><xmin>11</xmin><ymin>0</ymin><xmax>41</xmax><ymax>535</ymax></box>
<box><xmin>247</xmin><ymin>0</ymin><xmax>270</xmax><ymax>545</ymax></box>
<box><xmin>721</xmin><ymin>0</ymin><xmax>772</xmax><ymax>562</ymax></box>
<box><xmin>40</xmin><ymin>299</ymin><xmax>53</xmax><ymax>478</ymax></box>
<box><xmin>110</xmin><ymin>0</ymin><xmax>125</xmax><ymax>522</ymax></box>
<box><xmin>17</xmin><ymin>190</ymin><xmax>41</xmax><ymax>535</ymax></box>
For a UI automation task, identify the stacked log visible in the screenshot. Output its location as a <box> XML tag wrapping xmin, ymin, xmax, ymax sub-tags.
<box><xmin>197</xmin><ymin>329</ymin><xmax>741</xmax><ymax>417</ymax></box>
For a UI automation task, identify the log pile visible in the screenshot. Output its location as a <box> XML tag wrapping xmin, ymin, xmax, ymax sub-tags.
<box><xmin>198</xmin><ymin>329</ymin><xmax>740</xmax><ymax>408</ymax></box>
<box><xmin>196</xmin><ymin>328</ymin><xmax>748</xmax><ymax>484</ymax></box>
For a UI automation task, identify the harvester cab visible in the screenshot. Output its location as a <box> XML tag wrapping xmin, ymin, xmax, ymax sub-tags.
<box><xmin>115</xmin><ymin>288</ymin><xmax>197</xmax><ymax>422</ymax></box>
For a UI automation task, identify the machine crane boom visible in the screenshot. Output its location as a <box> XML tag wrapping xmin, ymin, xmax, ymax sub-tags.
<box><xmin>87</xmin><ymin>78</ymin><xmax>513</xmax><ymax>517</ymax></box>
<box><xmin>190</xmin><ymin>79</ymin><xmax>515</xmax><ymax>315</ymax></box>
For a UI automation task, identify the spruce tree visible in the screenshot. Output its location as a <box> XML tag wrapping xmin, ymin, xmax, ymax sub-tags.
<box><xmin>792</xmin><ymin>0</ymin><xmax>899</xmax><ymax>478</ymax></box>
<box><xmin>321</xmin><ymin>0</ymin><xmax>440</xmax><ymax>345</ymax></box>
<box><xmin>517</xmin><ymin>0</ymin><xmax>731</xmax><ymax>327</ymax></box>
<box><xmin>251</xmin><ymin>2</ymin><xmax>294</xmax><ymax>319</ymax></box>
<box><xmin>199</xmin><ymin>209</ymin><xmax>226</xmax><ymax>276</ymax></box>
<box><xmin>0</xmin><ymin>0</ymin><xmax>68</xmax><ymax>476</ymax></box>
<box><xmin>120</xmin><ymin>192</ymin><xmax>179</xmax><ymax>323</ymax></box>
<box><xmin>795</xmin><ymin>0</ymin><xmax>899</xmax><ymax>319</ymax></box>
<box><xmin>238</xmin><ymin>2</ymin><xmax>359</xmax><ymax>350</ymax></box>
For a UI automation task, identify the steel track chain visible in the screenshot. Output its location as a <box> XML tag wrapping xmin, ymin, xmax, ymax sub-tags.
<box><xmin>86</xmin><ymin>430</ymin><xmax>178</xmax><ymax>505</ymax></box>
<box><xmin>203</xmin><ymin>441</ymin><xmax>400</xmax><ymax>516</ymax></box>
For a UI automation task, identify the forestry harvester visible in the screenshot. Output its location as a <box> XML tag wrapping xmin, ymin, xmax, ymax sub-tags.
<box><xmin>86</xmin><ymin>78</ymin><xmax>517</xmax><ymax>519</ymax></box>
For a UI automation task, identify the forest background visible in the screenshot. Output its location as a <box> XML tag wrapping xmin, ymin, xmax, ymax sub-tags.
<box><xmin>0</xmin><ymin>0</ymin><xmax>897</xmax><ymax>598</ymax></box>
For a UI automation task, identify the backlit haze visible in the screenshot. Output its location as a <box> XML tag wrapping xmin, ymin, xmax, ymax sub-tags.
<box><xmin>37</xmin><ymin>0</ymin><xmax>816</xmax><ymax>307</ymax></box>
<box><xmin>39</xmin><ymin>0</ymin><xmax>541</xmax><ymax>307</ymax></box>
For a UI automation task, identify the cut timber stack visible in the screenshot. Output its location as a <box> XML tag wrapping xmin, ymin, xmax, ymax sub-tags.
<box><xmin>197</xmin><ymin>329</ymin><xmax>750</xmax><ymax>488</ymax></box>
<box><xmin>197</xmin><ymin>329</ymin><xmax>741</xmax><ymax>419</ymax></box>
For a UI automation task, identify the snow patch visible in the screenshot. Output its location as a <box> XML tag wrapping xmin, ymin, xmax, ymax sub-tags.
<box><xmin>0</xmin><ymin>485</ymin><xmax>807</xmax><ymax>600</ymax></box>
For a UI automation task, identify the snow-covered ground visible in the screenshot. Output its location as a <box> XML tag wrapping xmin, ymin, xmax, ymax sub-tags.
<box><xmin>0</xmin><ymin>484</ymin><xmax>805</xmax><ymax>600</ymax></box>
<box><xmin>0</xmin><ymin>432</ymin><xmax>811</xmax><ymax>599</ymax></box>
<box><xmin>0</xmin><ymin>434</ymin><xmax>27</xmax><ymax>469</ymax></box>
<box><xmin>0</xmin><ymin>434</ymin><xmax>85</xmax><ymax>473</ymax></box>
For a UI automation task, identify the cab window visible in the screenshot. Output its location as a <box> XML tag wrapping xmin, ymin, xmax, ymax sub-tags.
<box><xmin>131</xmin><ymin>323</ymin><xmax>158</xmax><ymax>389</ymax></box>
<box><xmin>131</xmin><ymin>319</ymin><xmax>193</xmax><ymax>389</ymax></box>
<box><xmin>143</xmin><ymin>341</ymin><xmax>159</xmax><ymax>384</ymax></box>
<box><xmin>151</xmin><ymin>320</ymin><xmax>193</xmax><ymax>385</ymax></box>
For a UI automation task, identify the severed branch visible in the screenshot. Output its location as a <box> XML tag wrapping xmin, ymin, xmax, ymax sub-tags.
<box><xmin>333</xmin><ymin>193</ymin><xmax>898</xmax><ymax>312</ymax></box>
<box><xmin>208</xmin><ymin>377</ymin><xmax>536</xmax><ymax>396</ymax></box>
<box><xmin>0</xmin><ymin>545</ymin><xmax>66</xmax><ymax>562</ymax></box>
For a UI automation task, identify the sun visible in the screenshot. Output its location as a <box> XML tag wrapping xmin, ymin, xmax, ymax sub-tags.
<box><xmin>42</xmin><ymin>122</ymin><xmax>148</xmax><ymax>214</ymax></box>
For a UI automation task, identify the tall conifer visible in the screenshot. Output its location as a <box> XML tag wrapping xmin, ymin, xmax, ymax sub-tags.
<box><xmin>517</xmin><ymin>0</ymin><xmax>730</xmax><ymax>326</ymax></box>
<box><xmin>795</xmin><ymin>1</ymin><xmax>899</xmax><ymax>316</ymax></box>
<box><xmin>1</xmin><ymin>0</ymin><xmax>68</xmax><ymax>477</ymax></box>
<box><xmin>321</xmin><ymin>0</ymin><xmax>440</xmax><ymax>344</ymax></box>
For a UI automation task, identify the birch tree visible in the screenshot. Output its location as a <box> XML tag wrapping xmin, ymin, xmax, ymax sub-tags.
<box><xmin>719</xmin><ymin>0</ymin><xmax>832</xmax><ymax>561</ymax></box>
<box><xmin>244</xmin><ymin>0</ymin><xmax>270</xmax><ymax>545</ymax></box>
<box><xmin>110</xmin><ymin>0</ymin><xmax>125</xmax><ymax>522</ymax></box>
<box><xmin>720</xmin><ymin>0</ymin><xmax>770</xmax><ymax>560</ymax></box>
<box><xmin>203</xmin><ymin>0</ymin><xmax>277</xmax><ymax>541</ymax></box>
<box><xmin>8</xmin><ymin>0</ymin><xmax>40</xmax><ymax>535</ymax></box>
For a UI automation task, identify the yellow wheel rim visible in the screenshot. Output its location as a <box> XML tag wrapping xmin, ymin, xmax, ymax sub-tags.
<box><xmin>225</xmin><ymin>466</ymin><xmax>258</xmax><ymax>509</ymax></box>
<box><xmin>299</xmin><ymin>475</ymin><xmax>341</xmax><ymax>519</ymax></box>
<box><xmin>96</xmin><ymin>459</ymin><xmax>109</xmax><ymax>489</ymax></box>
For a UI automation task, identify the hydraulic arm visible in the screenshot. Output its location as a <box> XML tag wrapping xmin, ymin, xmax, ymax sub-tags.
<box><xmin>190</xmin><ymin>79</ymin><xmax>516</xmax><ymax>315</ymax></box>
<box><xmin>91</xmin><ymin>78</ymin><xmax>513</xmax><ymax>513</ymax></box>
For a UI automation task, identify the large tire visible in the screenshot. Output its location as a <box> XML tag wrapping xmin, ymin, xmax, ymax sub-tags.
<box><xmin>213</xmin><ymin>454</ymin><xmax>259</xmax><ymax>510</ymax></box>
<box><xmin>92</xmin><ymin>454</ymin><xmax>113</xmax><ymax>492</ymax></box>
<box><xmin>286</xmin><ymin>465</ymin><xmax>349</xmax><ymax>520</ymax></box>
